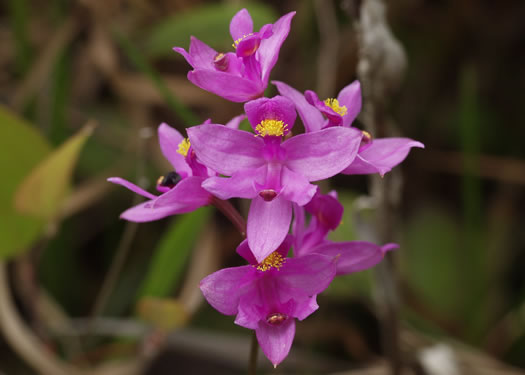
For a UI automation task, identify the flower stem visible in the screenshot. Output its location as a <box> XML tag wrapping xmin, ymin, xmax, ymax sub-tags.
<box><xmin>211</xmin><ymin>197</ymin><xmax>247</xmax><ymax>237</ymax></box>
<box><xmin>248</xmin><ymin>331</ymin><xmax>258</xmax><ymax>375</ymax></box>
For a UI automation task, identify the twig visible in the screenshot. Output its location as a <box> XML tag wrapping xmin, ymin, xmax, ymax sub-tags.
<box><xmin>211</xmin><ymin>196</ymin><xmax>247</xmax><ymax>237</ymax></box>
<box><xmin>0</xmin><ymin>262</ymin><xmax>80</xmax><ymax>375</ymax></box>
<box><xmin>248</xmin><ymin>331</ymin><xmax>259</xmax><ymax>374</ymax></box>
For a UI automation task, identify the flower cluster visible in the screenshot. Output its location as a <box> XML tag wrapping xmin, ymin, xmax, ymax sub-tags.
<box><xmin>109</xmin><ymin>8</ymin><xmax>423</xmax><ymax>367</ymax></box>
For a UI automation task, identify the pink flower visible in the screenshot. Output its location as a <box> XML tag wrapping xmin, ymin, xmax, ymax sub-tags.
<box><xmin>274</xmin><ymin>80</ymin><xmax>424</xmax><ymax>176</ymax></box>
<box><xmin>200</xmin><ymin>237</ymin><xmax>336</xmax><ymax>367</ymax></box>
<box><xmin>293</xmin><ymin>191</ymin><xmax>398</xmax><ymax>275</ymax></box>
<box><xmin>107</xmin><ymin>119</ymin><xmax>242</xmax><ymax>222</ymax></box>
<box><xmin>174</xmin><ymin>9</ymin><xmax>295</xmax><ymax>102</ymax></box>
<box><xmin>188</xmin><ymin>96</ymin><xmax>363</xmax><ymax>262</ymax></box>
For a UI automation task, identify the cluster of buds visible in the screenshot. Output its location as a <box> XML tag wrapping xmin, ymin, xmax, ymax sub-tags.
<box><xmin>109</xmin><ymin>9</ymin><xmax>423</xmax><ymax>367</ymax></box>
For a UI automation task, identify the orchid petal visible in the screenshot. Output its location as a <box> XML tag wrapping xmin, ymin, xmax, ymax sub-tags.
<box><xmin>279</xmin><ymin>254</ymin><xmax>336</xmax><ymax>296</ymax></box>
<box><xmin>305</xmin><ymin>90</ymin><xmax>342</xmax><ymax>125</ymax></box>
<box><xmin>273</xmin><ymin>81</ymin><xmax>324</xmax><ymax>132</ymax></box>
<box><xmin>187</xmin><ymin>70</ymin><xmax>263</xmax><ymax>102</ymax></box>
<box><xmin>342</xmin><ymin>138</ymin><xmax>424</xmax><ymax>176</ymax></box>
<box><xmin>107</xmin><ymin>177</ymin><xmax>156</xmax><ymax>200</ymax></box>
<box><xmin>258</xmin><ymin>12</ymin><xmax>295</xmax><ymax>85</ymax></box>
<box><xmin>158</xmin><ymin>123</ymin><xmax>192</xmax><ymax>177</ymax></box>
<box><xmin>247</xmin><ymin>196</ymin><xmax>292</xmax><ymax>263</ymax></box>
<box><xmin>279</xmin><ymin>166</ymin><xmax>317</xmax><ymax>206</ymax></box>
<box><xmin>230</xmin><ymin>9</ymin><xmax>253</xmax><ymax>41</ymax></box>
<box><xmin>305</xmin><ymin>191</ymin><xmax>343</xmax><ymax>231</ymax></box>
<box><xmin>154</xmin><ymin>176</ymin><xmax>210</xmax><ymax>207</ymax></box>
<box><xmin>256</xmin><ymin>318</ymin><xmax>295</xmax><ymax>367</ymax></box>
<box><xmin>312</xmin><ymin>241</ymin><xmax>398</xmax><ymax>275</ymax></box>
<box><xmin>119</xmin><ymin>199</ymin><xmax>193</xmax><ymax>222</ymax></box>
<box><xmin>283</xmin><ymin>127</ymin><xmax>363</xmax><ymax>181</ymax></box>
<box><xmin>188</xmin><ymin>124</ymin><xmax>265</xmax><ymax>176</ymax></box>
<box><xmin>292</xmin><ymin>203</ymin><xmax>306</xmax><ymax>250</ymax></box>
<box><xmin>337</xmin><ymin>80</ymin><xmax>362</xmax><ymax>127</ymax></box>
<box><xmin>201</xmin><ymin>166</ymin><xmax>264</xmax><ymax>200</ymax></box>
<box><xmin>173</xmin><ymin>36</ymin><xmax>217</xmax><ymax>70</ymax></box>
<box><xmin>200</xmin><ymin>265</ymin><xmax>254</xmax><ymax>315</ymax></box>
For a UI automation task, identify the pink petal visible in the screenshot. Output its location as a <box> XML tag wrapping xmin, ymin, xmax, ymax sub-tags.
<box><xmin>279</xmin><ymin>254</ymin><xmax>336</xmax><ymax>296</ymax></box>
<box><xmin>312</xmin><ymin>241</ymin><xmax>398</xmax><ymax>275</ymax></box>
<box><xmin>154</xmin><ymin>176</ymin><xmax>211</xmax><ymax>207</ymax></box>
<box><xmin>158</xmin><ymin>123</ymin><xmax>192</xmax><ymax>177</ymax></box>
<box><xmin>256</xmin><ymin>318</ymin><xmax>295</xmax><ymax>367</ymax></box>
<box><xmin>107</xmin><ymin>177</ymin><xmax>157</xmax><ymax>200</ymax></box>
<box><xmin>187</xmin><ymin>70</ymin><xmax>263</xmax><ymax>102</ymax></box>
<box><xmin>247</xmin><ymin>196</ymin><xmax>292</xmax><ymax>263</ymax></box>
<box><xmin>283</xmin><ymin>127</ymin><xmax>363</xmax><ymax>181</ymax></box>
<box><xmin>200</xmin><ymin>265</ymin><xmax>255</xmax><ymax>315</ymax></box>
<box><xmin>201</xmin><ymin>167</ymin><xmax>264</xmax><ymax>200</ymax></box>
<box><xmin>230</xmin><ymin>8</ymin><xmax>253</xmax><ymax>41</ymax></box>
<box><xmin>187</xmin><ymin>124</ymin><xmax>265</xmax><ymax>176</ymax></box>
<box><xmin>279</xmin><ymin>166</ymin><xmax>317</xmax><ymax>206</ymax></box>
<box><xmin>258</xmin><ymin>12</ymin><xmax>296</xmax><ymax>85</ymax></box>
<box><xmin>119</xmin><ymin>199</ymin><xmax>191</xmax><ymax>222</ymax></box>
<box><xmin>173</xmin><ymin>36</ymin><xmax>217</xmax><ymax>70</ymax></box>
<box><xmin>273</xmin><ymin>80</ymin><xmax>324</xmax><ymax>132</ymax></box>
<box><xmin>337</xmin><ymin>80</ymin><xmax>362</xmax><ymax>127</ymax></box>
<box><xmin>342</xmin><ymin>138</ymin><xmax>424</xmax><ymax>176</ymax></box>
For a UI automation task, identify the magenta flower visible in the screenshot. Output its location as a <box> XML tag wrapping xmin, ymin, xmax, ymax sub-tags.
<box><xmin>274</xmin><ymin>80</ymin><xmax>424</xmax><ymax>176</ymax></box>
<box><xmin>200</xmin><ymin>237</ymin><xmax>336</xmax><ymax>366</ymax></box>
<box><xmin>174</xmin><ymin>9</ymin><xmax>295</xmax><ymax>102</ymax></box>
<box><xmin>187</xmin><ymin>96</ymin><xmax>363</xmax><ymax>262</ymax></box>
<box><xmin>107</xmin><ymin>122</ymin><xmax>221</xmax><ymax>222</ymax></box>
<box><xmin>293</xmin><ymin>191</ymin><xmax>398</xmax><ymax>275</ymax></box>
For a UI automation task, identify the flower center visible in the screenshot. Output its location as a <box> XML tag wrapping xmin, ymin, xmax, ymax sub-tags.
<box><xmin>255</xmin><ymin>119</ymin><xmax>287</xmax><ymax>137</ymax></box>
<box><xmin>266</xmin><ymin>312</ymin><xmax>288</xmax><ymax>326</ymax></box>
<box><xmin>324</xmin><ymin>98</ymin><xmax>348</xmax><ymax>116</ymax></box>
<box><xmin>177</xmin><ymin>138</ymin><xmax>191</xmax><ymax>157</ymax></box>
<box><xmin>232</xmin><ymin>33</ymin><xmax>254</xmax><ymax>49</ymax></box>
<box><xmin>256</xmin><ymin>251</ymin><xmax>285</xmax><ymax>272</ymax></box>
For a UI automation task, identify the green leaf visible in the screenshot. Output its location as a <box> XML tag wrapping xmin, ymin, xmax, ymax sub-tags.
<box><xmin>145</xmin><ymin>2</ymin><xmax>278</xmax><ymax>59</ymax></box>
<box><xmin>14</xmin><ymin>123</ymin><xmax>94</xmax><ymax>219</ymax></box>
<box><xmin>0</xmin><ymin>105</ymin><xmax>50</xmax><ymax>258</ymax></box>
<box><xmin>137</xmin><ymin>206</ymin><xmax>213</xmax><ymax>299</ymax></box>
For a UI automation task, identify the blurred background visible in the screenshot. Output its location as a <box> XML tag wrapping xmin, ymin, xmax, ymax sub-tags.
<box><xmin>1</xmin><ymin>0</ymin><xmax>524</xmax><ymax>374</ymax></box>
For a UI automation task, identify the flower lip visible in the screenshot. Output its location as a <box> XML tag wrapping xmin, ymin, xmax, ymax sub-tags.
<box><xmin>266</xmin><ymin>312</ymin><xmax>288</xmax><ymax>326</ymax></box>
<box><xmin>324</xmin><ymin>98</ymin><xmax>347</xmax><ymax>116</ymax></box>
<box><xmin>213</xmin><ymin>53</ymin><xmax>228</xmax><ymax>71</ymax></box>
<box><xmin>177</xmin><ymin>138</ymin><xmax>191</xmax><ymax>157</ymax></box>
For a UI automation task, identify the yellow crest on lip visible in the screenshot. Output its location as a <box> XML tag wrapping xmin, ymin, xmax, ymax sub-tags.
<box><xmin>324</xmin><ymin>98</ymin><xmax>348</xmax><ymax>116</ymax></box>
<box><xmin>256</xmin><ymin>251</ymin><xmax>285</xmax><ymax>272</ymax></box>
<box><xmin>255</xmin><ymin>119</ymin><xmax>287</xmax><ymax>137</ymax></box>
<box><xmin>177</xmin><ymin>138</ymin><xmax>191</xmax><ymax>157</ymax></box>
<box><xmin>232</xmin><ymin>33</ymin><xmax>254</xmax><ymax>49</ymax></box>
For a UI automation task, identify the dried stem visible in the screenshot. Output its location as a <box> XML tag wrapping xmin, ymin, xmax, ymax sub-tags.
<box><xmin>248</xmin><ymin>331</ymin><xmax>259</xmax><ymax>375</ymax></box>
<box><xmin>211</xmin><ymin>196</ymin><xmax>247</xmax><ymax>237</ymax></box>
<box><xmin>352</xmin><ymin>0</ymin><xmax>408</xmax><ymax>373</ymax></box>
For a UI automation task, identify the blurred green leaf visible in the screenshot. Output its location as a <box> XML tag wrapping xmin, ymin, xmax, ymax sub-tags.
<box><xmin>145</xmin><ymin>2</ymin><xmax>278</xmax><ymax>58</ymax></box>
<box><xmin>0</xmin><ymin>105</ymin><xmax>50</xmax><ymax>258</ymax></box>
<box><xmin>401</xmin><ymin>209</ymin><xmax>464</xmax><ymax>316</ymax></box>
<box><xmin>137</xmin><ymin>206</ymin><xmax>212</xmax><ymax>299</ymax></box>
<box><xmin>137</xmin><ymin>297</ymin><xmax>188</xmax><ymax>331</ymax></box>
<box><xmin>14</xmin><ymin>123</ymin><xmax>94</xmax><ymax>219</ymax></box>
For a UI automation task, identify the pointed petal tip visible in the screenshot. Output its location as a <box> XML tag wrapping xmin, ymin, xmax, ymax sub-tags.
<box><xmin>382</xmin><ymin>243</ymin><xmax>400</xmax><ymax>254</ymax></box>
